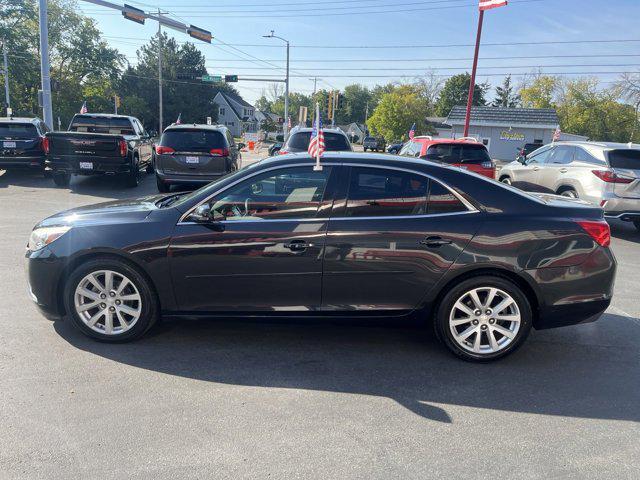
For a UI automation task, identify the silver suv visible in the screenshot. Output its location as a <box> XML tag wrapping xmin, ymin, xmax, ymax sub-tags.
<box><xmin>499</xmin><ymin>141</ymin><xmax>640</xmax><ymax>230</ymax></box>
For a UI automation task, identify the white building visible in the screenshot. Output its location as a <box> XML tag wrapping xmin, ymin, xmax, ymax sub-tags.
<box><xmin>213</xmin><ymin>91</ymin><xmax>258</xmax><ymax>137</ymax></box>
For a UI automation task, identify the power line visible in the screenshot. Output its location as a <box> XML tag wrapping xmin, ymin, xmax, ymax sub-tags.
<box><xmin>173</xmin><ymin>63</ymin><xmax>640</xmax><ymax>71</ymax></box>
<box><xmin>232</xmin><ymin>71</ymin><xmax>640</xmax><ymax>78</ymax></box>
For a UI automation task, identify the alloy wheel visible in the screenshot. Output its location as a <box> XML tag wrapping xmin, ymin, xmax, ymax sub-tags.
<box><xmin>74</xmin><ymin>270</ymin><xmax>142</xmax><ymax>335</ymax></box>
<box><xmin>448</xmin><ymin>287</ymin><xmax>521</xmax><ymax>355</ymax></box>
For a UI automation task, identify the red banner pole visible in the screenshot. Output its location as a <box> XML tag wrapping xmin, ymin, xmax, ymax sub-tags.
<box><xmin>463</xmin><ymin>9</ymin><xmax>484</xmax><ymax>137</ymax></box>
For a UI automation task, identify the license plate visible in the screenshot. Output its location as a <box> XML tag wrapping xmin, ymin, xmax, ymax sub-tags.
<box><xmin>3</xmin><ymin>141</ymin><xmax>16</xmax><ymax>148</ymax></box>
<box><xmin>185</xmin><ymin>156</ymin><xmax>199</xmax><ymax>164</ymax></box>
<box><xmin>79</xmin><ymin>162</ymin><xmax>93</xmax><ymax>170</ymax></box>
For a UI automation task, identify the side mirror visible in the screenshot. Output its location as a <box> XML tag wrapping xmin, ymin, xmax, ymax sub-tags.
<box><xmin>237</xmin><ymin>142</ymin><xmax>246</xmax><ymax>149</ymax></box>
<box><xmin>189</xmin><ymin>204</ymin><xmax>213</xmax><ymax>223</ymax></box>
<box><xmin>517</xmin><ymin>155</ymin><xmax>527</xmax><ymax>164</ymax></box>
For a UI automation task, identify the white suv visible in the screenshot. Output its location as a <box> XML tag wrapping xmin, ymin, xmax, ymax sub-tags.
<box><xmin>499</xmin><ymin>142</ymin><xmax>640</xmax><ymax>230</ymax></box>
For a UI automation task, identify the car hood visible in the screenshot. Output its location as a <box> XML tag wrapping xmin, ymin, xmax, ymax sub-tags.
<box><xmin>35</xmin><ymin>194</ymin><xmax>166</xmax><ymax>228</ymax></box>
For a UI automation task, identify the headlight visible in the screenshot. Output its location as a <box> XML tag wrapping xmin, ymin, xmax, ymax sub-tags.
<box><xmin>28</xmin><ymin>226</ymin><xmax>71</xmax><ymax>251</ymax></box>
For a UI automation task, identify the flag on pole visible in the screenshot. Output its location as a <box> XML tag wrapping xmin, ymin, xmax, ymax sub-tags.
<box><xmin>79</xmin><ymin>101</ymin><xmax>88</xmax><ymax>114</ymax></box>
<box><xmin>309</xmin><ymin>103</ymin><xmax>325</xmax><ymax>170</ymax></box>
<box><xmin>287</xmin><ymin>116</ymin><xmax>292</xmax><ymax>129</ymax></box>
<box><xmin>479</xmin><ymin>0</ymin><xmax>507</xmax><ymax>11</ymax></box>
<box><xmin>553</xmin><ymin>126</ymin><xmax>561</xmax><ymax>142</ymax></box>
<box><xmin>409</xmin><ymin>122</ymin><xmax>416</xmax><ymax>140</ymax></box>
<box><xmin>175</xmin><ymin>113</ymin><xmax>182</xmax><ymax>125</ymax></box>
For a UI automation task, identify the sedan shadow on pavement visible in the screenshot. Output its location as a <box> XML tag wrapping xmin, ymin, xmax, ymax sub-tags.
<box><xmin>609</xmin><ymin>219</ymin><xmax>640</xmax><ymax>243</ymax></box>
<box><xmin>53</xmin><ymin>311</ymin><xmax>640</xmax><ymax>424</ymax></box>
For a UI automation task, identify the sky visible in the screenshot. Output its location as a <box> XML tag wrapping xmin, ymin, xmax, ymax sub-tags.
<box><xmin>77</xmin><ymin>0</ymin><xmax>640</xmax><ymax>106</ymax></box>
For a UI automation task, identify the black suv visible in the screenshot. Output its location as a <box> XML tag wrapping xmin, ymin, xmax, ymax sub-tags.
<box><xmin>0</xmin><ymin>117</ymin><xmax>49</xmax><ymax>172</ymax></box>
<box><xmin>154</xmin><ymin>124</ymin><xmax>241</xmax><ymax>192</ymax></box>
<box><xmin>363</xmin><ymin>136</ymin><xmax>385</xmax><ymax>152</ymax></box>
<box><xmin>279</xmin><ymin>126</ymin><xmax>352</xmax><ymax>154</ymax></box>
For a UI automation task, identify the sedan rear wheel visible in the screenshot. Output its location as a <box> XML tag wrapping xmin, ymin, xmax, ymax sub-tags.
<box><xmin>64</xmin><ymin>258</ymin><xmax>158</xmax><ymax>342</ymax></box>
<box><xmin>500</xmin><ymin>176</ymin><xmax>512</xmax><ymax>185</ymax></box>
<box><xmin>434</xmin><ymin>276</ymin><xmax>532</xmax><ymax>361</ymax></box>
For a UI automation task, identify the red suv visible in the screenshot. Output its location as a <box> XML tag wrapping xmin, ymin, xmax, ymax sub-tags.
<box><xmin>399</xmin><ymin>136</ymin><xmax>495</xmax><ymax>179</ymax></box>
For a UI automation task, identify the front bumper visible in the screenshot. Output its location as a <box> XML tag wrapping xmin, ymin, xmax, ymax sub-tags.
<box><xmin>26</xmin><ymin>246</ymin><xmax>66</xmax><ymax>320</ymax></box>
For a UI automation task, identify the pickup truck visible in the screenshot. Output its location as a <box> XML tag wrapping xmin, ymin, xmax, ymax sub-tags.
<box><xmin>363</xmin><ymin>136</ymin><xmax>385</xmax><ymax>152</ymax></box>
<box><xmin>46</xmin><ymin>114</ymin><xmax>154</xmax><ymax>187</ymax></box>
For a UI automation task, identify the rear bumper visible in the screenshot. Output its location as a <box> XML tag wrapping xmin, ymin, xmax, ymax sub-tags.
<box><xmin>0</xmin><ymin>155</ymin><xmax>45</xmax><ymax>169</ymax></box>
<box><xmin>602</xmin><ymin>197</ymin><xmax>640</xmax><ymax>220</ymax></box>
<box><xmin>156</xmin><ymin>170</ymin><xmax>228</xmax><ymax>184</ymax></box>
<box><xmin>47</xmin><ymin>157</ymin><xmax>130</xmax><ymax>175</ymax></box>
<box><xmin>527</xmin><ymin>246</ymin><xmax>616</xmax><ymax>330</ymax></box>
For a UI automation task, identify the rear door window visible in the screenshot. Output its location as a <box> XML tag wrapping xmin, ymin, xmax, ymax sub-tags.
<box><xmin>69</xmin><ymin>116</ymin><xmax>135</xmax><ymax>135</ymax></box>
<box><xmin>425</xmin><ymin>144</ymin><xmax>491</xmax><ymax>165</ymax></box>
<box><xmin>0</xmin><ymin>123</ymin><xmax>38</xmax><ymax>139</ymax></box>
<box><xmin>160</xmin><ymin>129</ymin><xmax>227</xmax><ymax>153</ymax></box>
<box><xmin>344</xmin><ymin>167</ymin><xmax>429</xmax><ymax>217</ymax></box>
<box><xmin>608</xmin><ymin>149</ymin><xmax>640</xmax><ymax>170</ymax></box>
<box><xmin>428</xmin><ymin>181</ymin><xmax>468</xmax><ymax>214</ymax></box>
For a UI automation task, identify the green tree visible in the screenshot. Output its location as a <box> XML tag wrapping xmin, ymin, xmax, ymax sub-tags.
<box><xmin>334</xmin><ymin>84</ymin><xmax>372</xmax><ymax>125</ymax></box>
<box><xmin>367</xmin><ymin>85</ymin><xmax>430</xmax><ymax>141</ymax></box>
<box><xmin>435</xmin><ymin>73</ymin><xmax>488</xmax><ymax>117</ymax></box>
<box><xmin>519</xmin><ymin>75</ymin><xmax>560</xmax><ymax>109</ymax></box>
<box><xmin>492</xmin><ymin>75</ymin><xmax>520</xmax><ymax>108</ymax></box>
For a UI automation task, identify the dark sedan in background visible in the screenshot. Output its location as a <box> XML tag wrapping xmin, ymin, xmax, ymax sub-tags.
<box><xmin>26</xmin><ymin>153</ymin><xmax>616</xmax><ymax>362</ymax></box>
<box><xmin>154</xmin><ymin>124</ymin><xmax>241</xmax><ymax>192</ymax></box>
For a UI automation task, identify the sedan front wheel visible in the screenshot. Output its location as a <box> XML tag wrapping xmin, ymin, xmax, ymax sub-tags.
<box><xmin>434</xmin><ymin>276</ymin><xmax>532</xmax><ymax>362</ymax></box>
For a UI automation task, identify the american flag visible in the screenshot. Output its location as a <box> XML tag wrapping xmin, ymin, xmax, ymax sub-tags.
<box><xmin>479</xmin><ymin>0</ymin><xmax>507</xmax><ymax>10</ymax></box>
<box><xmin>308</xmin><ymin>111</ymin><xmax>325</xmax><ymax>158</ymax></box>
<box><xmin>79</xmin><ymin>101</ymin><xmax>87</xmax><ymax>114</ymax></box>
<box><xmin>553</xmin><ymin>126</ymin><xmax>561</xmax><ymax>142</ymax></box>
<box><xmin>409</xmin><ymin>122</ymin><xmax>416</xmax><ymax>140</ymax></box>
<box><xmin>175</xmin><ymin>113</ymin><xmax>182</xmax><ymax>125</ymax></box>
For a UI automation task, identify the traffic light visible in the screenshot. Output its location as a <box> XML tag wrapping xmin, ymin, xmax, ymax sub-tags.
<box><xmin>122</xmin><ymin>4</ymin><xmax>146</xmax><ymax>25</ymax></box>
<box><xmin>224</xmin><ymin>75</ymin><xmax>238</xmax><ymax>83</ymax></box>
<box><xmin>337</xmin><ymin>92</ymin><xmax>344</xmax><ymax>109</ymax></box>
<box><xmin>114</xmin><ymin>95</ymin><xmax>121</xmax><ymax>108</ymax></box>
<box><xmin>187</xmin><ymin>25</ymin><xmax>212</xmax><ymax>44</ymax></box>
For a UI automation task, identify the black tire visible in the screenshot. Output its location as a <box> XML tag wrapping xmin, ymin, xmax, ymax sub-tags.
<box><xmin>499</xmin><ymin>176</ymin><xmax>512</xmax><ymax>185</ymax></box>
<box><xmin>145</xmin><ymin>159</ymin><xmax>154</xmax><ymax>174</ymax></box>
<box><xmin>124</xmin><ymin>157</ymin><xmax>140</xmax><ymax>188</ymax></box>
<box><xmin>52</xmin><ymin>171</ymin><xmax>71</xmax><ymax>187</ymax></box>
<box><xmin>433</xmin><ymin>275</ymin><xmax>533</xmax><ymax>362</ymax></box>
<box><xmin>63</xmin><ymin>257</ymin><xmax>159</xmax><ymax>342</ymax></box>
<box><xmin>156</xmin><ymin>175</ymin><xmax>170</xmax><ymax>193</ymax></box>
<box><xmin>363</xmin><ymin>147</ymin><xmax>367</xmax><ymax>152</ymax></box>
<box><xmin>558</xmin><ymin>187</ymin><xmax>578</xmax><ymax>199</ymax></box>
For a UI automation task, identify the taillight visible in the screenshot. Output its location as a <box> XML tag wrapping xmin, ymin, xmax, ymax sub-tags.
<box><xmin>155</xmin><ymin>145</ymin><xmax>175</xmax><ymax>155</ymax></box>
<box><xmin>41</xmin><ymin>137</ymin><xmax>50</xmax><ymax>154</ymax></box>
<box><xmin>482</xmin><ymin>161</ymin><xmax>493</xmax><ymax>169</ymax></box>
<box><xmin>119</xmin><ymin>139</ymin><xmax>127</xmax><ymax>157</ymax></box>
<box><xmin>576</xmin><ymin>220</ymin><xmax>610</xmax><ymax>247</ymax></box>
<box><xmin>278</xmin><ymin>150</ymin><xmax>289</xmax><ymax>155</ymax></box>
<box><xmin>210</xmin><ymin>147</ymin><xmax>229</xmax><ymax>156</ymax></box>
<box><xmin>592</xmin><ymin>169</ymin><xmax>634</xmax><ymax>184</ymax></box>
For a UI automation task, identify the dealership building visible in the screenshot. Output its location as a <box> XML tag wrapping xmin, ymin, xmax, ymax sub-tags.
<box><xmin>441</xmin><ymin>106</ymin><xmax>586</xmax><ymax>161</ymax></box>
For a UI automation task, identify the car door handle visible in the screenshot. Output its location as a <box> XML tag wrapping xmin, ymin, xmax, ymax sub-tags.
<box><xmin>419</xmin><ymin>236</ymin><xmax>452</xmax><ymax>248</ymax></box>
<box><xmin>284</xmin><ymin>240</ymin><xmax>314</xmax><ymax>251</ymax></box>
<box><xmin>532</xmin><ymin>166</ymin><xmax>540</xmax><ymax>171</ymax></box>
<box><xmin>559</xmin><ymin>168</ymin><xmax>568</xmax><ymax>173</ymax></box>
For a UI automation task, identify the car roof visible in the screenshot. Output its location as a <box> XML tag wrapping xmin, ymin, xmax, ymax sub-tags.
<box><xmin>551</xmin><ymin>140</ymin><xmax>640</xmax><ymax>151</ymax></box>
<box><xmin>412</xmin><ymin>136</ymin><xmax>483</xmax><ymax>146</ymax></box>
<box><xmin>259</xmin><ymin>151</ymin><xmax>438</xmax><ymax>169</ymax></box>
<box><xmin>289</xmin><ymin>126</ymin><xmax>348</xmax><ymax>135</ymax></box>
<box><xmin>163</xmin><ymin>123</ymin><xmax>228</xmax><ymax>132</ymax></box>
<box><xmin>0</xmin><ymin>117</ymin><xmax>41</xmax><ymax>124</ymax></box>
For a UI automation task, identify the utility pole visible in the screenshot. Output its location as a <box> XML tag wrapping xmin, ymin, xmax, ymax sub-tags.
<box><xmin>2</xmin><ymin>41</ymin><xmax>10</xmax><ymax>114</ymax></box>
<box><xmin>310</xmin><ymin>77</ymin><xmax>317</xmax><ymax>96</ymax></box>
<box><xmin>263</xmin><ymin>31</ymin><xmax>290</xmax><ymax>138</ymax></box>
<box><xmin>38</xmin><ymin>0</ymin><xmax>54</xmax><ymax>128</ymax></box>
<box><xmin>157</xmin><ymin>9</ymin><xmax>163</xmax><ymax>134</ymax></box>
<box><xmin>364</xmin><ymin>102</ymin><xmax>369</xmax><ymax>143</ymax></box>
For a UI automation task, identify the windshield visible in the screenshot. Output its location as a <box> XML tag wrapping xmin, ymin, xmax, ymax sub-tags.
<box><xmin>69</xmin><ymin>116</ymin><xmax>135</xmax><ymax>135</ymax></box>
<box><xmin>169</xmin><ymin>161</ymin><xmax>262</xmax><ymax>209</ymax></box>
<box><xmin>286</xmin><ymin>131</ymin><xmax>351</xmax><ymax>151</ymax></box>
<box><xmin>0</xmin><ymin>123</ymin><xmax>38</xmax><ymax>139</ymax></box>
<box><xmin>160</xmin><ymin>129</ymin><xmax>226</xmax><ymax>153</ymax></box>
<box><xmin>364</xmin><ymin>137</ymin><xmax>376</xmax><ymax>142</ymax></box>
<box><xmin>425</xmin><ymin>144</ymin><xmax>491</xmax><ymax>165</ymax></box>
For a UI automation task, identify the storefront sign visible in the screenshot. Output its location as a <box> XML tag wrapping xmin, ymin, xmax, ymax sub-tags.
<box><xmin>500</xmin><ymin>131</ymin><xmax>525</xmax><ymax>141</ymax></box>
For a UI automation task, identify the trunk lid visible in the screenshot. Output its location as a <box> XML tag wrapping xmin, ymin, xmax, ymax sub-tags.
<box><xmin>1</xmin><ymin>123</ymin><xmax>43</xmax><ymax>157</ymax></box>
<box><xmin>531</xmin><ymin>192</ymin><xmax>604</xmax><ymax>219</ymax></box>
<box><xmin>47</xmin><ymin>131</ymin><xmax>124</xmax><ymax>158</ymax></box>
<box><xmin>159</xmin><ymin>152</ymin><xmax>227</xmax><ymax>175</ymax></box>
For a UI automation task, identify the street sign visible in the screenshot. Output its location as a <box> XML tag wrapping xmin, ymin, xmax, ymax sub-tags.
<box><xmin>122</xmin><ymin>4</ymin><xmax>146</xmax><ymax>25</ymax></box>
<box><xmin>187</xmin><ymin>25</ymin><xmax>212</xmax><ymax>44</ymax></box>
<box><xmin>201</xmin><ymin>74</ymin><xmax>223</xmax><ymax>83</ymax></box>
<box><xmin>224</xmin><ymin>75</ymin><xmax>238</xmax><ymax>83</ymax></box>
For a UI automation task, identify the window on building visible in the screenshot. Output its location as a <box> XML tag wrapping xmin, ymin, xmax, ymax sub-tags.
<box><xmin>219</xmin><ymin>107</ymin><xmax>225</xmax><ymax>116</ymax></box>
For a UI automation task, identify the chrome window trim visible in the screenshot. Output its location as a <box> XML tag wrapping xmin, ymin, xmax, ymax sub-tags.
<box><xmin>178</xmin><ymin>161</ymin><xmax>478</xmax><ymax>224</ymax></box>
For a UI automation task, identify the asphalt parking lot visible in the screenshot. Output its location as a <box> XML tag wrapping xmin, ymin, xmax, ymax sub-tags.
<box><xmin>1</xmin><ymin>159</ymin><xmax>639</xmax><ymax>479</ymax></box>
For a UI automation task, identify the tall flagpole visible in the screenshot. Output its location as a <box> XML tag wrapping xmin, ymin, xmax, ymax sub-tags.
<box><xmin>463</xmin><ymin>9</ymin><xmax>484</xmax><ymax>138</ymax></box>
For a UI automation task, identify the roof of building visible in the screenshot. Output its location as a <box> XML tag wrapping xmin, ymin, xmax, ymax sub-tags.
<box><xmin>426</xmin><ymin>116</ymin><xmax>452</xmax><ymax>129</ymax></box>
<box><xmin>214</xmin><ymin>91</ymin><xmax>256</xmax><ymax>122</ymax></box>
<box><xmin>446</xmin><ymin>106</ymin><xmax>559</xmax><ymax>127</ymax></box>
